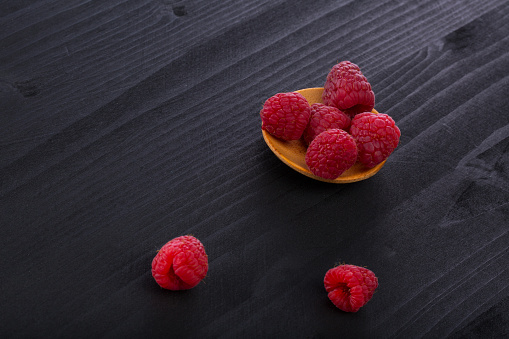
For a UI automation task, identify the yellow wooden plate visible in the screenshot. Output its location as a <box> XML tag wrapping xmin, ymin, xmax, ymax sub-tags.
<box><xmin>261</xmin><ymin>87</ymin><xmax>385</xmax><ymax>183</ymax></box>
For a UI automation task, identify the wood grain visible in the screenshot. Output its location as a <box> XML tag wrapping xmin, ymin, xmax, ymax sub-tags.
<box><xmin>1</xmin><ymin>0</ymin><xmax>508</xmax><ymax>337</ymax></box>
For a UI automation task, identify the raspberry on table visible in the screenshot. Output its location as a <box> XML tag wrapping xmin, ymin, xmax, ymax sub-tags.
<box><xmin>151</xmin><ymin>235</ymin><xmax>208</xmax><ymax>291</ymax></box>
<box><xmin>305</xmin><ymin>129</ymin><xmax>358</xmax><ymax>180</ymax></box>
<box><xmin>324</xmin><ymin>264</ymin><xmax>378</xmax><ymax>313</ymax></box>
<box><xmin>349</xmin><ymin>112</ymin><xmax>401</xmax><ymax>168</ymax></box>
<box><xmin>302</xmin><ymin>103</ymin><xmax>351</xmax><ymax>145</ymax></box>
<box><xmin>322</xmin><ymin>61</ymin><xmax>375</xmax><ymax>118</ymax></box>
<box><xmin>260</xmin><ymin>92</ymin><xmax>311</xmax><ymax>140</ymax></box>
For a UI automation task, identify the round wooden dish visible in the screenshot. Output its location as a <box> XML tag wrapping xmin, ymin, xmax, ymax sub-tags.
<box><xmin>261</xmin><ymin>87</ymin><xmax>386</xmax><ymax>183</ymax></box>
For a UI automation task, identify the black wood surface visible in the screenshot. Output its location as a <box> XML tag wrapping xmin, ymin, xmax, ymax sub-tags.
<box><xmin>1</xmin><ymin>0</ymin><xmax>509</xmax><ymax>337</ymax></box>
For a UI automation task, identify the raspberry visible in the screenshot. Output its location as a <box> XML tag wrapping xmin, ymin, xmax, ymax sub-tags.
<box><xmin>324</xmin><ymin>264</ymin><xmax>378</xmax><ymax>313</ymax></box>
<box><xmin>305</xmin><ymin>129</ymin><xmax>357</xmax><ymax>179</ymax></box>
<box><xmin>302</xmin><ymin>103</ymin><xmax>351</xmax><ymax>145</ymax></box>
<box><xmin>349</xmin><ymin>112</ymin><xmax>401</xmax><ymax>168</ymax></box>
<box><xmin>260</xmin><ymin>92</ymin><xmax>311</xmax><ymax>140</ymax></box>
<box><xmin>151</xmin><ymin>235</ymin><xmax>208</xmax><ymax>290</ymax></box>
<box><xmin>322</xmin><ymin>61</ymin><xmax>375</xmax><ymax>118</ymax></box>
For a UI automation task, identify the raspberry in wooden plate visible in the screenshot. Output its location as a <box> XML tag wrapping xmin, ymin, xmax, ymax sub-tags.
<box><xmin>322</xmin><ymin>61</ymin><xmax>375</xmax><ymax>119</ymax></box>
<box><xmin>261</xmin><ymin>87</ymin><xmax>387</xmax><ymax>183</ymax></box>
<box><xmin>260</xmin><ymin>92</ymin><xmax>311</xmax><ymax>141</ymax></box>
<box><xmin>302</xmin><ymin>103</ymin><xmax>351</xmax><ymax>145</ymax></box>
<box><xmin>350</xmin><ymin>112</ymin><xmax>401</xmax><ymax>168</ymax></box>
<box><xmin>305</xmin><ymin>129</ymin><xmax>357</xmax><ymax>180</ymax></box>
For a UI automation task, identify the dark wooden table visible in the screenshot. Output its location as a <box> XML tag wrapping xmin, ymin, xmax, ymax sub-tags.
<box><xmin>2</xmin><ymin>0</ymin><xmax>509</xmax><ymax>337</ymax></box>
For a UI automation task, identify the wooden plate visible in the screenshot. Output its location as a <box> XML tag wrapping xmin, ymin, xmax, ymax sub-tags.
<box><xmin>261</xmin><ymin>87</ymin><xmax>385</xmax><ymax>183</ymax></box>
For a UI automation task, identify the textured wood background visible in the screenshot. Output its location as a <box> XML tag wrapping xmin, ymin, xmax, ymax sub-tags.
<box><xmin>1</xmin><ymin>0</ymin><xmax>509</xmax><ymax>337</ymax></box>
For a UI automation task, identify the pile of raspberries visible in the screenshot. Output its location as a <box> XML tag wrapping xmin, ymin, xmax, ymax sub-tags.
<box><xmin>260</xmin><ymin>61</ymin><xmax>401</xmax><ymax>180</ymax></box>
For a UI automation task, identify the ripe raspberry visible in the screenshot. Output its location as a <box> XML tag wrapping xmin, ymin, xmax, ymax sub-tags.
<box><xmin>260</xmin><ymin>92</ymin><xmax>311</xmax><ymax>140</ymax></box>
<box><xmin>324</xmin><ymin>264</ymin><xmax>378</xmax><ymax>313</ymax></box>
<box><xmin>350</xmin><ymin>112</ymin><xmax>401</xmax><ymax>168</ymax></box>
<box><xmin>303</xmin><ymin>103</ymin><xmax>351</xmax><ymax>145</ymax></box>
<box><xmin>322</xmin><ymin>61</ymin><xmax>375</xmax><ymax>118</ymax></box>
<box><xmin>151</xmin><ymin>235</ymin><xmax>208</xmax><ymax>291</ymax></box>
<box><xmin>305</xmin><ymin>129</ymin><xmax>357</xmax><ymax>180</ymax></box>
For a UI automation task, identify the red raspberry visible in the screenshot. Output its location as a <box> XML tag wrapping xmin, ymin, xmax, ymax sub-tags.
<box><xmin>324</xmin><ymin>264</ymin><xmax>378</xmax><ymax>313</ymax></box>
<box><xmin>322</xmin><ymin>61</ymin><xmax>375</xmax><ymax>118</ymax></box>
<box><xmin>349</xmin><ymin>112</ymin><xmax>401</xmax><ymax>168</ymax></box>
<box><xmin>305</xmin><ymin>129</ymin><xmax>357</xmax><ymax>180</ymax></box>
<box><xmin>260</xmin><ymin>92</ymin><xmax>311</xmax><ymax>140</ymax></box>
<box><xmin>151</xmin><ymin>235</ymin><xmax>208</xmax><ymax>290</ymax></box>
<box><xmin>302</xmin><ymin>103</ymin><xmax>351</xmax><ymax>145</ymax></box>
